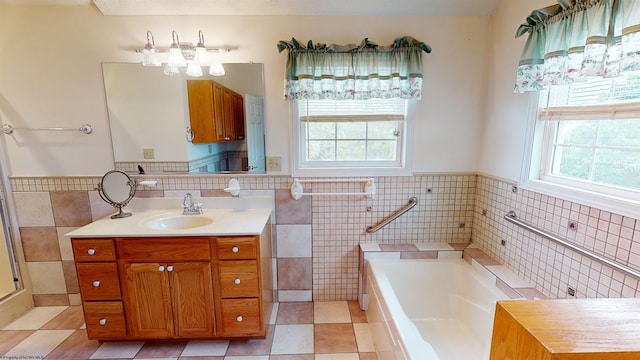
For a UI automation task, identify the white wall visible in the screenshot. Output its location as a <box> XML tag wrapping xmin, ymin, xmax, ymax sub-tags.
<box><xmin>478</xmin><ymin>0</ymin><xmax>550</xmax><ymax>181</ymax></box>
<box><xmin>0</xmin><ymin>4</ymin><xmax>491</xmax><ymax>176</ymax></box>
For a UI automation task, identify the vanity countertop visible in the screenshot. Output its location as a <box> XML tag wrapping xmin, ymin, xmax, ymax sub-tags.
<box><xmin>65</xmin><ymin>197</ymin><xmax>273</xmax><ymax>238</ymax></box>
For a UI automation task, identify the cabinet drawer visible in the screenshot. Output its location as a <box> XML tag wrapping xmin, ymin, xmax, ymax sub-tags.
<box><xmin>118</xmin><ymin>238</ymin><xmax>211</xmax><ymax>260</ymax></box>
<box><xmin>72</xmin><ymin>239</ymin><xmax>115</xmax><ymax>262</ymax></box>
<box><xmin>220</xmin><ymin>298</ymin><xmax>262</xmax><ymax>336</ymax></box>
<box><xmin>83</xmin><ymin>301</ymin><xmax>127</xmax><ymax>339</ymax></box>
<box><xmin>218</xmin><ymin>260</ymin><xmax>259</xmax><ymax>298</ymax></box>
<box><xmin>215</xmin><ymin>237</ymin><xmax>257</xmax><ymax>260</ymax></box>
<box><xmin>77</xmin><ymin>263</ymin><xmax>121</xmax><ymax>300</ymax></box>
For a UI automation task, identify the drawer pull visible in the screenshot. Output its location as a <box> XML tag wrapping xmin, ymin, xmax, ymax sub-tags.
<box><xmin>167</xmin><ymin>265</ymin><xmax>174</xmax><ymax>272</ymax></box>
<box><xmin>158</xmin><ymin>265</ymin><xmax>165</xmax><ymax>272</ymax></box>
<box><xmin>99</xmin><ymin>318</ymin><xmax>107</xmax><ymax>326</ymax></box>
<box><xmin>234</xmin><ymin>278</ymin><xmax>241</xmax><ymax>285</ymax></box>
<box><xmin>236</xmin><ymin>315</ymin><xmax>243</xmax><ymax>322</ymax></box>
<box><xmin>87</xmin><ymin>248</ymin><xmax>96</xmax><ymax>255</ymax></box>
<box><xmin>232</xmin><ymin>246</ymin><xmax>239</xmax><ymax>253</ymax></box>
<box><xmin>92</xmin><ymin>280</ymin><xmax>101</xmax><ymax>287</ymax></box>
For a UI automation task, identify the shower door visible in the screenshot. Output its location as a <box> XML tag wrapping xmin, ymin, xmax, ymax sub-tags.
<box><xmin>0</xmin><ymin>195</ymin><xmax>16</xmax><ymax>299</ymax></box>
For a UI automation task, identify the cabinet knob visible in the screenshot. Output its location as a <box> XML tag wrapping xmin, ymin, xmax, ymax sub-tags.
<box><xmin>225</xmin><ymin>136</ymin><xmax>231</xmax><ymax>141</ymax></box>
<box><xmin>87</xmin><ymin>248</ymin><xmax>96</xmax><ymax>255</ymax></box>
<box><xmin>234</xmin><ymin>278</ymin><xmax>241</xmax><ymax>285</ymax></box>
<box><xmin>167</xmin><ymin>265</ymin><xmax>174</xmax><ymax>272</ymax></box>
<box><xmin>236</xmin><ymin>315</ymin><xmax>243</xmax><ymax>322</ymax></box>
<box><xmin>232</xmin><ymin>246</ymin><xmax>239</xmax><ymax>253</ymax></box>
<box><xmin>92</xmin><ymin>280</ymin><xmax>101</xmax><ymax>287</ymax></box>
<box><xmin>158</xmin><ymin>265</ymin><xmax>165</xmax><ymax>272</ymax></box>
<box><xmin>99</xmin><ymin>318</ymin><xmax>107</xmax><ymax>326</ymax></box>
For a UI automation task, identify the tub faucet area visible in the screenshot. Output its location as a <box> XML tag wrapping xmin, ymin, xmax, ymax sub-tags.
<box><xmin>182</xmin><ymin>193</ymin><xmax>203</xmax><ymax>215</ymax></box>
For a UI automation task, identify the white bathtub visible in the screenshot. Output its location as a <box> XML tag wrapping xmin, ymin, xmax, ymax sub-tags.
<box><xmin>365</xmin><ymin>258</ymin><xmax>511</xmax><ymax>360</ymax></box>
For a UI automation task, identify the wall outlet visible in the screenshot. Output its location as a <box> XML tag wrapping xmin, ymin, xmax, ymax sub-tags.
<box><xmin>143</xmin><ymin>148</ymin><xmax>155</xmax><ymax>159</ymax></box>
<box><xmin>266</xmin><ymin>156</ymin><xmax>282</xmax><ymax>171</ymax></box>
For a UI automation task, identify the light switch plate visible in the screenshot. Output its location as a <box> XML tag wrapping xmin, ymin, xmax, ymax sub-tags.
<box><xmin>266</xmin><ymin>156</ymin><xmax>282</xmax><ymax>171</ymax></box>
<box><xmin>143</xmin><ymin>148</ymin><xmax>155</xmax><ymax>159</ymax></box>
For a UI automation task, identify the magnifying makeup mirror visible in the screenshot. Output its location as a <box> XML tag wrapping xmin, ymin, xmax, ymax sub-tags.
<box><xmin>97</xmin><ymin>170</ymin><xmax>137</xmax><ymax>218</ymax></box>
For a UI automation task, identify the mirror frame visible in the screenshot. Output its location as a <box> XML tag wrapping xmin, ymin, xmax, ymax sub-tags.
<box><xmin>97</xmin><ymin>170</ymin><xmax>137</xmax><ymax>218</ymax></box>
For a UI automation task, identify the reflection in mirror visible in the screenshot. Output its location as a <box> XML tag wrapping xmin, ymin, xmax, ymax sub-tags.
<box><xmin>97</xmin><ymin>170</ymin><xmax>136</xmax><ymax>218</ymax></box>
<box><xmin>102</xmin><ymin>63</ymin><xmax>265</xmax><ymax>174</ymax></box>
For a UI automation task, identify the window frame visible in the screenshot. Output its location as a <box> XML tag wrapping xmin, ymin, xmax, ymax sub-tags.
<box><xmin>520</xmin><ymin>92</ymin><xmax>640</xmax><ymax>219</ymax></box>
<box><xmin>291</xmin><ymin>99</ymin><xmax>415</xmax><ymax>177</ymax></box>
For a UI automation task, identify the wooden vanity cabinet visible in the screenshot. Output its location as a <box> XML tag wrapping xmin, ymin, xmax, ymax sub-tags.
<box><xmin>72</xmin><ymin>233</ymin><xmax>271</xmax><ymax>341</ymax></box>
<box><xmin>187</xmin><ymin>80</ymin><xmax>245</xmax><ymax>143</ymax></box>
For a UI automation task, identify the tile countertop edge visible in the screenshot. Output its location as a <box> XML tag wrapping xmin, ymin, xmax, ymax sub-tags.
<box><xmin>65</xmin><ymin>207</ymin><xmax>272</xmax><ymax>238</ymax></box>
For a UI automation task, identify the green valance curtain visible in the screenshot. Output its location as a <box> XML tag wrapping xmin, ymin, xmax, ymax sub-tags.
<box><xmin>514</xmin><ymin>0</ymin><xmax>640</xmax><ymax>92</ymax></box>
<box><xmin>277</xmin><ymin>36</ymin><xmax>431</xmax><ymax>100</ymax></box>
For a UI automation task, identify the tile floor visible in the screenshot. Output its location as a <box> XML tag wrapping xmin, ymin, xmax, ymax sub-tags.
<box><xmin>0</xmin><ymin>301</ymin><xmax>377</xmax><ymax>359</ymax></box>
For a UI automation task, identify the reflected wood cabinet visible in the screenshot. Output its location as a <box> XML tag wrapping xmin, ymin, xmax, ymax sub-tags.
<box><xmin>187</xmin><ymin>80</ymin><xmax>245</xmax><ymax>143</ymax></box>
<box><xmin>71</xmin><ymin>230</ymin><xmax>271</xmax><ymax>341</ymax></box>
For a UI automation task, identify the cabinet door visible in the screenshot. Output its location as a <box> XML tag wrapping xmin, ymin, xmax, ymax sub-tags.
<box><xmin>187</xmin><ymin>80</ymin><xmax>223</xmax><ymax>143</ymax></box>
<box><xmin>122</xmin><ymin>263</ymin><xmax>174</xmax><ymax>338</ymax></box>
<box><xmin>233</xmin><ymin>93</ymin><xmax>245</xmax><ymax>140</ymax></box>
<box><xmin>212</xmin><ymin>82</ymin><xmax>226</xmax><ymax>141</ymax></box>
<box><xmin>169</xmin><ymin>262</ymin><xmax>215</xmax><ymax>337</ymax></box>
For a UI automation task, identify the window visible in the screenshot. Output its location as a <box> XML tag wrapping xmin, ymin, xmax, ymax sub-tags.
<box><xmin>523</xmin><ymin>75</ymin><xmax>640</xmax><ymax>217</ymax></box>
<box><xmin>292</xmin><ymin>98</ymin><xmax>414</xmax><ymax>176</ymax></box>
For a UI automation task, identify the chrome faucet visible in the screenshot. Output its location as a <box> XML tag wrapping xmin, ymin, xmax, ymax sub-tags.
<box><xmin>182</xmin><ymin>193</ymin><xmax>203</xmax><ymax>215</ymax></box>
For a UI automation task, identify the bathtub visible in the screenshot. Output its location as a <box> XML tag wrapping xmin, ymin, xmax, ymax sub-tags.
<box><xmin>365</xmin><ymin>258</ymin><xmax>511</xmax><ymax>360</ymax></box>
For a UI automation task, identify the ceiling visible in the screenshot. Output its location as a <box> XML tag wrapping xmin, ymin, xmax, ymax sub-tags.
<box><xmin>0</xmin><ymin>0</ymin><xmax>501</xmax><ymax>16</ymax></box>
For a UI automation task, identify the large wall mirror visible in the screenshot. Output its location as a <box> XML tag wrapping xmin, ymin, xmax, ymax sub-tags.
<box><xmin>102</xmin><ymin>62</ymin><xmax>265</xmax><ymax>174</ymax></box>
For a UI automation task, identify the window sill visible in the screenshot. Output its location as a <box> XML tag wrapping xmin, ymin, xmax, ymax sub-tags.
<box><xmin>519</xmin><ymin>179</ymin><xmax>640</xmax><ymax>220</ymax></box>
<box><xmin>292</xmin><ymin>167</ymin><xmax>413</xmax><ymax>177</ymax></box>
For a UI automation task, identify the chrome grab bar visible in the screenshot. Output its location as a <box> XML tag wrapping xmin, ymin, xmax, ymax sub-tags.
<box><xmin>504</xmin><ymin>211</ymin><xmax>640</xmax><ymax>280</ymax></box>
<box><xmin>366</xmin><ymin>197</ymin><xmax>418</xmax><ymax>234</ymax></box>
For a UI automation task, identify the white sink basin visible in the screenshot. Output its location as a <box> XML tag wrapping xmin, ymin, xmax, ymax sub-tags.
<box><xmin>144</xmin><ymin>215</ymin><xmax>214</xmax><ymax>230</ymax></box>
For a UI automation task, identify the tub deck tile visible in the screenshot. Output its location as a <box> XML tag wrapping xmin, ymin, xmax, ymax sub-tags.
<box><xmin>379</xmin><ymin>244</ymin><xmax>418</xmax><ymax>252</ymax></box>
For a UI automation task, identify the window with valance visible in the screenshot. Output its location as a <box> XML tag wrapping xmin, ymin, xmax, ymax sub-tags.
<box><xmin>516</xmin><ymin>0</ymin><xmax>640</xmax><ymax>218</ymax></box>
<box><xmin>277</xmin><ymin>36</ymin><xmax>431</xmax><ymax>176</ymax></box>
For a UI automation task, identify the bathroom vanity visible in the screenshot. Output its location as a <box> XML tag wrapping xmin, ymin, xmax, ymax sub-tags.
<box><xmin>66</xmin><ymin>198</ymin><xmax>273</xmax><ymax>341</ymax></box>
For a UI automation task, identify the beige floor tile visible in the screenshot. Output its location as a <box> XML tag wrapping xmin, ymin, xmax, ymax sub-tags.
<box><xmin>271</xmin><ymin>324</ymin><xmax>314</xmax><ymax>355</ymax></box>
<box><xmin>353</xmin><ymin>323</ymin><xmax>374</xmax><ymax>353</ymax></box>
<box><xmin>90</xmin><ymin>340</ymin><xmax>145</xmax><ymax>359</ymax></box>
<box><xmin>180</xmin><ymin>340</ymin><xmax>229</xmax><ymax>357</ymax></box>
<box><xmin>4</xmin><ymin>329</ymin><xmax>74</xmax><ymax>358</ymax></box>
<box><xmin>223</xmin><ymin>356</ymin><xmax>269</xmax><ymax>360</ymax></box>
<box><xmin>314</xmin><ymin>302</ymin><xmax>351</xmax><ymax>324</ymax></box>
<box><xmin>314</xmin><ymin>324</ymin><xmax>357</xmax><ymax>354</ymax></box>
<box><xmin>2</xmin><ymin>306</ymin><xmax>68</xmax><ymax>330</ymax></box>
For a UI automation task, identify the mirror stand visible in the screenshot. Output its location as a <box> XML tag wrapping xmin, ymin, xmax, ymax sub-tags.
<box><xmin>97</xmin><ymin>170</ymin><xmax>137</xmax><ymax>219</ymax></box>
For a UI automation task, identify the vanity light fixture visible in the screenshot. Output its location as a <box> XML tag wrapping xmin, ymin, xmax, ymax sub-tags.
<box><xmin>138</xmin><ymin>30</ymin><xmax>230</xmax><ymax>77</ymax></box>
<box><xmin>141</xmin><ymin>31</ymin><xmax>161</xmax><ymax>67</ymax></box>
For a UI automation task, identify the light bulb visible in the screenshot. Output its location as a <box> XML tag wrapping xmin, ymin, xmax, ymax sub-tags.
<box><xmin>163</xmin><ymin>64</ymin><xmax>180</xmax><ymax>76</ymax></box>
<box><xmin>142</xmin><ymin>48</ymin><xmax>161</xmax><ymax>67</ymax></box>
<box><xmin>209</xmin><ymin>63</ymin><xmax>225</xmax><ymax>76</ymax></box>
<box><xmin>167</xmin><ymin>47</ymin><xmax>186</xmax><ymax>67</ymax></box>
<box><xmin>186</xmin><ymin>46</ymin><xmax>206</xmax><ymax>77</ymax></box>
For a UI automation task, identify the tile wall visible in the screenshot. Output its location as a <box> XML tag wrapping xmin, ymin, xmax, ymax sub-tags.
<box><xmin>10</xmin><ymin>172</ymin><xmax>639</xmax><ymax>305</ymax></box>
<box><xmin>9</xmin><ymin>174</ymin><xmax>476</xmax><ymax>304</ymax></box>
<box><xmin>473</xmin><ymin>176</ymin><xmax>640</xmax><ymax>298</ymax></box>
